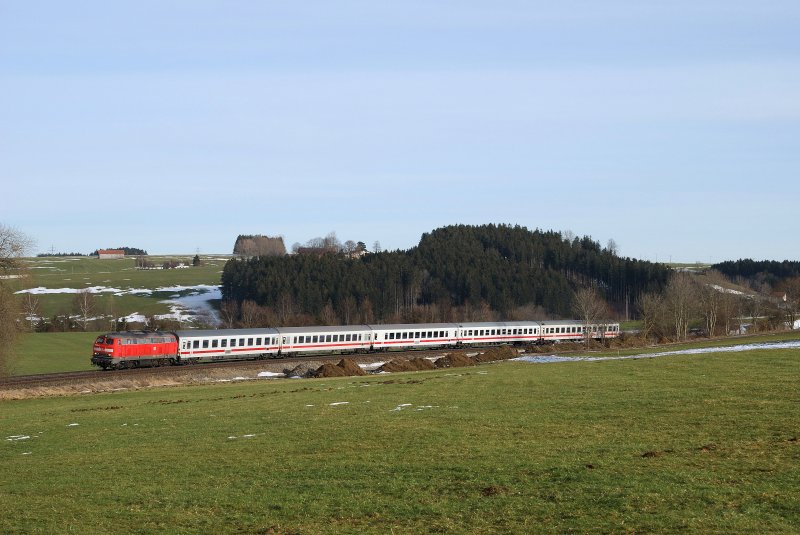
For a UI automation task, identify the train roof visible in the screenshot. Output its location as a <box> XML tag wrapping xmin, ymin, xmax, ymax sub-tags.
<box><xmin>456</xmin><ymin>321</ymin><xmax>540</xmax><ymax>328</ymax></box>
<box><xmin>538</xmin><ymin>320</ymin><xmax>617</xmax><ymax>326</ymax></box>
<box><xmin>173</xmin><ymin>328</ymin><xmax>278</xmax><ymax>337</ymax></box>
<box><xmin>275</xmin><ymin>325</ymin><xmax>372</xmax><ymax>334</ymax></box>
<box><xmin>368</xmin><ymin>322</ymin><xmax>459</xmax><ymax>331</ymax></box>
<box><xmin>105</xmin><ymin>331</ymin><xmax>176</xmax><ymax>339</ymax></box>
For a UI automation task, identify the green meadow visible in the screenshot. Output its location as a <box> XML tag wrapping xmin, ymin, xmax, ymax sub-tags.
<box><xmin>2</xmin><ymin>349</ymin><xmax>798</xmax><ymax>534</ymax></box>
<box><xmin>12</xmin><ymin>255</ymin><xmax>227</xmax><ymax>320</ymax></box>
<box><xmin>10</xmin><ymin>332</ymin><xmax>100</xmax><ymax>376</ymax></box>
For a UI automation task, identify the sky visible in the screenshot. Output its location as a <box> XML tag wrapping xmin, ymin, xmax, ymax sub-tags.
<box><xmin>1</xmin><ymin>1</ymin><xmax>798</xmax><ymax>262</ymax></box>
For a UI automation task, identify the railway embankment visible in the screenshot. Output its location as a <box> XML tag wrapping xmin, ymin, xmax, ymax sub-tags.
<box><xmin>0</xmin><ymin>347</ymin><xmax>520</xmax><ymax>400</ymax></box>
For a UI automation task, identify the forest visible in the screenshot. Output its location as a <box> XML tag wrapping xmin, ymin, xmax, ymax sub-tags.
<box><xmin>220</xmin><ymin>224</ymin><xmax>671</xmax><ymax>326</ymax></box>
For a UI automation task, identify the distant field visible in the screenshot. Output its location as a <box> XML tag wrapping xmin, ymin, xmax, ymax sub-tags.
<box><xmin>9</xmin><ymin>255</ymin><xmax>229</xmax><ymax>324</ymax></box>
<box><xmin>1</xmin><ymin>349</ymin><xmax>798</xmax><ymax>533</ymax></box>
<box><xmin>10</xmin><ymin>332</ymin><xmax>100</xmax><ymax>376</ymax></box>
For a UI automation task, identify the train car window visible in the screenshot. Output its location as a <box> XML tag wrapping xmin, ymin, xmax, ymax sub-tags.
<box><xmin>221</xmin><ymin>339</ymin><xmax>227</xmax><ymax>348</ymax></box>
<box><xmin>324</xmin><ymin>335</ymin><xmax>330</xmax><ymax>343</ymax></box>
<box><xmin>212</xmin><ymin>340</ymin><xmax>218</xmax><ymax>348</ymax></box>
<box><xmin>202</xmin><ymin>340</ymin><xmax>208</xmax><ymax>348</ymax></box>
<box><xmin>247</xmin><ymin>338</ymin><xmax>253</xmax><ymax>346</ymax></box>
<box><xmin>256</xmin><ymin>337</ymin><xmax>262</xmax><ymax>345</ymax></box>
<box><xmin>239</xmin><ymin>338</ymin><xmax>245</xmax><ymax>346</ymax></box>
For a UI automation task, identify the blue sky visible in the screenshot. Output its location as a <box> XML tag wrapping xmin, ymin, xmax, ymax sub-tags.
<box><xmin>2</xmin><ymin>1</ymin><xmax>798</xmax><ymax>261</ymax></box>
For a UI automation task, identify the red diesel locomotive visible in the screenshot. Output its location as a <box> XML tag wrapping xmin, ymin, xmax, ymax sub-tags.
<box><xmin>92</xmin><ymin>331</ymin><xmax>179</xmax><ymax>369</ymax></box>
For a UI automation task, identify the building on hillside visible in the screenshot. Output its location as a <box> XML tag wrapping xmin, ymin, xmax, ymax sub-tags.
<box><xmin>97</xmin><ymin>249</ymin><xmax>125</xmax><ymax>259</ymax></box>
<box><xmin>770</xmin><ymin>291</ymin><xmax>787</xmax><ymax>303</ymax></box>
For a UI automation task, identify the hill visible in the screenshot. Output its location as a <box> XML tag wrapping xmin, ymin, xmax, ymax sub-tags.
<box><xmin>221</xmin><ymin>224</ymin><xmax>670</xmax><ymax>324</ymax></box>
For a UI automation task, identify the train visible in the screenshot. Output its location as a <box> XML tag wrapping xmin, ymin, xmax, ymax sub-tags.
<box><xmin>91</xmin><ymin>319</ymin><xmax>620</xmax><ymax>370</ymax></box>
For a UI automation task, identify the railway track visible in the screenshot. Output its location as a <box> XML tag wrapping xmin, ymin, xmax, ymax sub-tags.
<box><xmin>0</xmin><ymin>347</ymin><xmax>472</xmax><ymax>393</ymax></box>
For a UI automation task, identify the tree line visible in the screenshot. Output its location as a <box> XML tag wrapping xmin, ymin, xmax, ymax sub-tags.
<box><xmin>220</xmin><ymin>224</ymin><xmax>671</xmax><ymax>326</ymax></box>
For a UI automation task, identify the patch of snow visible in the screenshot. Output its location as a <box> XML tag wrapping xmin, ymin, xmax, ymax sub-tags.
<box><xmin>242</xmin><ymin>434</ymin><xmax>256</xmax><ymax>438</ymax></box>
<box><xmin>515</xmin><ymin>339</ymin><xmax>800</xmax><ymax>364</ymax></box>
<box><xmin>6</xmin><ymin>435</ymin><xmax>30</xmax><ymax>441</ymax></box>
<box><xmin>391</xmin><ymin>403</ymin><xmax>413</xmax><ymax>411</ymax></box>
<box><xmin>257</xmin><ymin>371</ymin><xmax>284</xmax><ymax>378</ymax></box>
<box><xmin>14</xmin><ymin>283</ymin><xmax>223</xmax><ymax>326</ymax></box>
<box><xmin>709</xmin><ymin>284</ymin><xmax>748</xmax><ymax>296</ymax></box>
<box><xmin>329</xmin><ymin>402</ymin><xmax>350</xmax><ymax>406</ymax></box>
<box><xmin>358</xmin><ymin>361</ymin><xmax>385</xmax><ymax>371</ymax></box>
<box><xmin>21</xmin><ymin>452</ymin><xmax>32</xmax><ymax>455</ymax></box>
<box><xmin>66</xmin><ymin>423</ymin><xmax>79</xmax><ymax>427</ymax></box>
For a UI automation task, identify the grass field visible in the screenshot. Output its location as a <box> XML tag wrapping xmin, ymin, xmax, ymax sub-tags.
<box><xmin>10</xmin><ymin>332</ymin><xmax>101</xmax><ymax>376</ymax></box>
<box><xmin>10</xmin><ymin>255</ymin><xmax>228</xmax><ymax>322</ymax></box>
<box><xmin>2</xmin><ymin>348</ymin><xmax>798</xmax><ymax>533</ymax></box>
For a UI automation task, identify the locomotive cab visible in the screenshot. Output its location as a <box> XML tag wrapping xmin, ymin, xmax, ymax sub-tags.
<box><xmin>91</xmin><ymin>335</ymin><xmax>119</xmax><ymax>370</ymax></box>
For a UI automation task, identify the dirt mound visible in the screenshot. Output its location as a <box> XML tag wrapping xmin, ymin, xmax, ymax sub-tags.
<box><xmin>336</xmin><ymin>358</ymin><xmax>367</xmax><ymax>376</ymax></box>
<box><xmin>473</xmin><ymin>346</ymin><xmax>517</xmax><ymax>363</ymax></box>
<box><xmin>313</xmin><ymin>358</ymin><xmax>367</xmax><ymax>378</ymax></box>
<box><xmin>314</xmin><ymin>363</ymin><xmax>348</xmax><ymax>377</ymax></box>
<box><xmin>285</xmin><ymin>363</ymin><xmax>317</xmax><ymax>378</ymax></box>
<box><xmin>377</xmin><ymin>357</ymin><xmax>436</xmax><ymax>373</ymax></box>
<box><xmin>378</xmin><ymin>360</ymin><xmax>415</xmax><ymax>373</ymax></box>
<box><xmin>434</xmin><ymin>353</ymin><xmax>476</xmax><ymax>368</ymax></box>
<box><xmin>408</xmin><ymin>357</ymin><xmax>436</xmax><ymax>370</ymax></box>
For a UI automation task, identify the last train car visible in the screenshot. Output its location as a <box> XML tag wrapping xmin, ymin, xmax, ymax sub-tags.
<box><xmin>91</xmin><ymin>331</ymin><xmax>179</xmax><ymax>369</ymax></box>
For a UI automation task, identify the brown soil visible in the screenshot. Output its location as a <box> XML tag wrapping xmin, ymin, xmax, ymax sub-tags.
<box><xmin>472</xmin><ymin>346</ymin><xmax>517</xmax><ymax>363</ymax></box>
<box><xmin>434</xmin><ymin>353</ymin><xmax>476</xmax><ymax>368</ymax></box>
<box><xmin>313</xmin><ymin>358</ymin><xmax>367</xmax><ymax>378</ymax></box>
<box><xmin>377</xmin><ymin>357</ymin><xmax>436</xmax><ymax>373</ymax></box>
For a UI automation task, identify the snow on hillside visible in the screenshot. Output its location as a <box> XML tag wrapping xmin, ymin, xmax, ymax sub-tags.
<box><xmin>15</xmin><ymin>284</ymin><xmax>222</xmax><ymax>326</ymax></box>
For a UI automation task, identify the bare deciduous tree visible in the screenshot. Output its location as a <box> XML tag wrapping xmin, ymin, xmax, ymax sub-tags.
<box><xmin>219</xmin><ymin>299</ymin><xmax>239</xmax><ymax>329</ymax></box>
<box><xmin>664</xmin><ymin>272</ymin><xmax>696</xmax><ymax>341</ymax></box>
<box><xmin>240</xmin><ymin>300</ymin><xmax>263</xmax><ymax>328</ymax></box>
<box><xmin>572</xmin><ymin>287</ymin><xmax>610</xmax><ymax>347</ymax></box>
<box><xmin>340</xmin><ymin>295</ymin><xmax>357</xmax><ymax>325</ymax></box>
<box><xmin>0</xmin><ymin>224</ymin><xmax>33</xmax><ymax>376</ymax></box>
<box><xmin>0</xmin><ymin>224</ymin><xmax>33</xmax><ymax>273</ymax></box>
<box><xmin>21</xmin><ymin>292</ymin><xmax>40</xmax><ymax>332</ymax></box>
<box><xmin>636</xmin><ymin>292</ymin><xmax>665</xmax><ymax>341</ymax></box>
<box><xmin>698</xmin><ymin>284</ymin><xmax>721</xmax><ymax>337</ymax></box>
<box><xmin>319</xmin><ymin>300</ymin><xmax>339</xmax><ymax>325</ymax></box>
<box><xmin>72</xmin><ymin>289</ymin><xmax>96</xmax><ymax>331</ymax></box>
